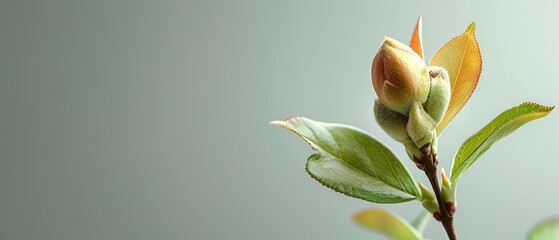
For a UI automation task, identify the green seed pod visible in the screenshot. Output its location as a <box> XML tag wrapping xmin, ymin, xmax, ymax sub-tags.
<box><xmin>424</xmin><ymin>66</ymin><xmax>451</xmax><ymax>123</ymax></box>
<box><xmin>407</xmin><ymin>101</ymin><xmax>436</xmax><ymax>148</ymax></box>
<box><xmin>373</xmin><ymin>100</ymin><xmax>409</xmax><ymax>143</ymax></box>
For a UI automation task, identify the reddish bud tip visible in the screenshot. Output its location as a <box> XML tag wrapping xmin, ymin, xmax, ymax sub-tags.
<box><xmin>420</xmin><ymin>143</ymin><xmax>431</xmax><ymax>156</ymax></box>
<box><xmin>433</xmin><ymin>212</ymin><xmax>442</xmax><ymax>222</ymax></box>
<box><xmin>446</xmin><ymin>201</ymin><xmax>457</xmax><ymax>216</ymax></box>
<box><xmin>412</xmin><ymin>155</ymin><xmax>424</xmax><ymax>170</ymax></box>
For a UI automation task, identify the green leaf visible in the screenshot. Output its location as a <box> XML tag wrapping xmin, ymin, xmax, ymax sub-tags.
<box><xmin>411</xmin><ymin>210</ymin><xmax>430</xmax><ymax>234</ymax></box>
<box><xmin>451</xmin><ymin>102</ymin><xmax>554</xmax><ymax>183</ymax></box>
<box><xmin>527</xmin><ymin>218</ymin><xmax>559</xmax><ymax>240</ymax></box>
<box><xmin>271</xmin><ymin>117</ymin><xmax>420</xmax><ymax>203</ymax></box>
<box><xmin>353</xmin><ymin>208</ymin><xmax>423</xmax><ymax>240</ymax></box>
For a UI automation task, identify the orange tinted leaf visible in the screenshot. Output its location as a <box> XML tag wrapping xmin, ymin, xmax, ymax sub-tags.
<box><xmin>430</xmin><ymin>22</ymin><xmax>482</xmax><ymax>135</ymax></box>
<box><xmin>409</xmin><ymin>16</ymin><xmax>424</xmax><ymax>59</ymax></box>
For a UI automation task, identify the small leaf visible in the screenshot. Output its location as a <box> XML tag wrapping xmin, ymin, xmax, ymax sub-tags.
<box><xmin>354</xmin><ymin>208</ymin><xmax>423</xmax><ymax>240</ymax></box>
<box><xmin>430</xmin><ymin>22</ymin><xmax>482</xmax><ymax>136</ymax></box>
<box><xmin>409</xmin><ymin>16</ymin><xmax>424</xmax><ymax>59</ymax></box>
<box><xmin>450</xmin><ymin>102</ymin><xmax>554</xmax><ymax>183</ymax></box>
<box><xmin>411</xmin><ymin>210</ymin><xmax>430</xmax><ymax>235</ymax></box>
<box><xmin>271</xmin><ymin>117</ymin><xmax>420</xmax><ymax>203</ymax></box>
<box><xmin>527</xmin><ymin>218</ymin><xmax>559</xmax><ymax>240</ymax></box>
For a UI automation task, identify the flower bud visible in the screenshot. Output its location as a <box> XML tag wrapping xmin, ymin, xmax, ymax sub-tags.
<box><xmin>407</xmin><ymin>101</ymin><xmax>436</xmax><ymax>148</ymax></box>
<box><xmin>424</xmin><ymin>66</ymin><xmax>451</xmax><ymax>124</ymax></box>
<box><xmin>372</xmin><ymin>37</ymin><xmax>431</xmax><ymax>115</ymax></box>
<box><xmin>373</xmin><ymin>100</ymin><xmax>409</xmax><ymax>143</ymax></box>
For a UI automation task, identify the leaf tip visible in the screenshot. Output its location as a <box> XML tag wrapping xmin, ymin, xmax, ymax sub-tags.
<box><xmin>441</xmin><ymin>168</ymin><xmax>447</xmax><ymax>178</ymax></box>
<box><xmin>352</xmin><ymin>209</ymin><xmax>366</xmax><ymax>221</ymax></box>
<box><xmin>520</xmin><ymin>102</ymin><xmax>555</xmax><ymax>113</ymax></box>
<box><xmin>269</xmin><ymin>119</ymin><xmax>290</xmax><ymax>129</ymax></box>
<box><xmin>409</xmin><ymin>16</ymin><xmax>424</xmax><ymax>59</ymax></box>
<box><xmin>466</xmin><ymin>22</ymin><xmax>476</xmax><ymax>35</ymax></box>
<box><xmin>270</xmin><ymin>116</ymin><xmax>305</xmax><ymax>127</ymax></box>
<box><xmin>352</xmin><ymin>208</ymin><xmax>385</xmax><ymax>223</ymax></box>
<box><xmin>269</xmin><ymin>117</ymin><xmax>306</xmax><ymax>137</ymax></box>
<box><xmin>538</xmin><ymin>103</ymin><xmax>556</xmax><ymax>112</ymax></box>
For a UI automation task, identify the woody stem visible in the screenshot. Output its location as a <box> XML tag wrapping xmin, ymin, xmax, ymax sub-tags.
<box><xmin>421</xmin><ymin>144</ymin><xmax>457</xmax><ymax>240</ymax></box>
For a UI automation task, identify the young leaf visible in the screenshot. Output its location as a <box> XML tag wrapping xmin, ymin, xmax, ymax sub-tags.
<box><xmin>527</xmin><ymin>218</ymin><xmax>559</xmax><ymax>240</ymax></box>
<box><xmin>271</xmin><ymin>117</ymin><xmax>420</xmax><ymax>203</ymax></box>
<box><xmin>409</xmin><ymin>16</ymin><xmax>424</xmax><ymax>59</ymax></box>
<box><xmin>353</xmin><ymin>208</ymin><xmax>423</xmax><ymax>240</ymax></box>
<box><xmin>430</xmin><ymin>22</ymin><xmax>482</xmax><ymax>136</ymax></box>
<box><xmin>450</xmin><ymin>102</ymin><xmax>554</xmax><ymax>183</ymax></box>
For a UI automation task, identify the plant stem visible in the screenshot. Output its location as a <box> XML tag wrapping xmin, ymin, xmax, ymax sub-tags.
<box><xmin>421</xmin><ymin>145</ymin><xmax>457</xmax><ymax>240</ymax></box>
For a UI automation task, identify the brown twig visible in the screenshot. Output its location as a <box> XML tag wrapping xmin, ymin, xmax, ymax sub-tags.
<box><xmin>420</xmin><ymin>144</ymin><xmax>457</xmax><ymax>240</ymax></box>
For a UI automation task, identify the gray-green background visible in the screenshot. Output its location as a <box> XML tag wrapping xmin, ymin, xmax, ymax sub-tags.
<box><xmin>1</xmin><ymin>1</ymin><xmax>558</xmax><ymax>239</ymax></box>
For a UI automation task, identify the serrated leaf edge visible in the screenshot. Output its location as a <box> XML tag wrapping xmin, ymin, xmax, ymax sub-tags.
<box><xmin>450</xmin><ymin>102</ymin><xmax>554</xmax><ymax>183</ymax></box>
<box><xmin>272</xmin><ymin>117</ymin><xmax>421</xmax><ymax>203</ymax></box>
<box><xmin>305</xmin><ymin>154</ymin><xmax>416</xmax><ymax>204</ymax></box>
<box><xmin>430</xmin><ymin>22</ymin><xmax>483</xmax><ymax>136</ymax></box>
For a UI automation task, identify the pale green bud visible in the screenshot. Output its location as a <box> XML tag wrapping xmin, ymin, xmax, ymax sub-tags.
<box><xmin>424</xmin><ymin>66</ymin><xmax>451</xmax><ymax>123</ymax></box>
<box><xmin>407</xmin><ymin>101</ymin><xmax>436</xmax><ymax>148</ymax></box>
<box><xmin>441</xmin><ymin>169</ymin><xmax>457</xmax><ymax>215</ymax></box>
<box><xmin>373</xmin><ymin>100</ymin><xmax>409</xmax><ymax>143</ymax></box>
<box><xmin>403</xmin><ymin>139</ymin><xmax>424</xmax><ymax>169</ymax></box>
<box><xmin>404</xmin><ymin>139</ymin><xmax>421</xmax><ymax>159</ymax></box>
<box><xmin>430</xmin><ymin>133</ymin><xmax>439</xmax><ymax>155</ymax></box>
<box><xmin>441</xmin><ymin>169</ymin><xmax>456</xmax><ymax>203</ymax></box>
<box><xmin>372</xmin><ymin>37</ymin><xmax>431</xmax><ymax>116</ymax></box>
<box><xmin>374</xmin><ymin>100</ymin><xmax>425</xmax><ymax>168</ymax></box>
<box><xmin>419</xmin><ymin>182</ymin><xmax>438</xmax><ymax>213</ymax></box>
<box><xmin>375</xmin><ymin>99</ymin><xmax>435</xmax><ymax>169</ymax></box>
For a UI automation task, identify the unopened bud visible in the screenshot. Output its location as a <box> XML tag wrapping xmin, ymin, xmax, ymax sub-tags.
<box><xmin>441</xmin><ymin>170</ymin><xmax>457</xmax><ymax>215</ymax></box>
<box><xmin>433</xmin><ymin>212</ymin><xmax>442</xmax><ymax>222</ymax></box>
<box><xmin>402</xmin><ymin>139</ymin><xmax>423</xmax><ymax>169</ymax></box>
<box><xmin>424</xmin><ymin>66</ymin><xmax>451</xmax><ymax>123</ymax></box>
<box><xmin>441</xmin><ymin>169</ymin><xmax>457</xmax><ymax>203</ymax></box>
<box><xmin>419</xmin><ymin>182</ymin><xmax>439</xmax><ymax>214</ymax></box>
<box><xmin>372</xmin><ymin>37</ymin><xmax>430</xmax><ymax>115</ymax></box>
<box><xmin>374</xmin><ymin>100</ymin><xmax>428</xmax><ymax>167</ymax></box>
<box><xmin>373</xmin><ymin>100</ymin><xmax>409</xmax><ymax>143</ymax></box>
<box><xmin>446</xmin><ymin>201</ymin><xmax>457</xmax><ymax>216</ymax></box>
<box><xmin>407</xmin><ymin>102</ymin><xmax>436</xmax><ymax>148</ymax></box>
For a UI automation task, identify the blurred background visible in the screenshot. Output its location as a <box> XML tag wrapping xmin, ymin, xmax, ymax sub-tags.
<box><xmin>1</xmin><ymin>1</ymin><xmax>558</xmax><ymax>239</ymax></box>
